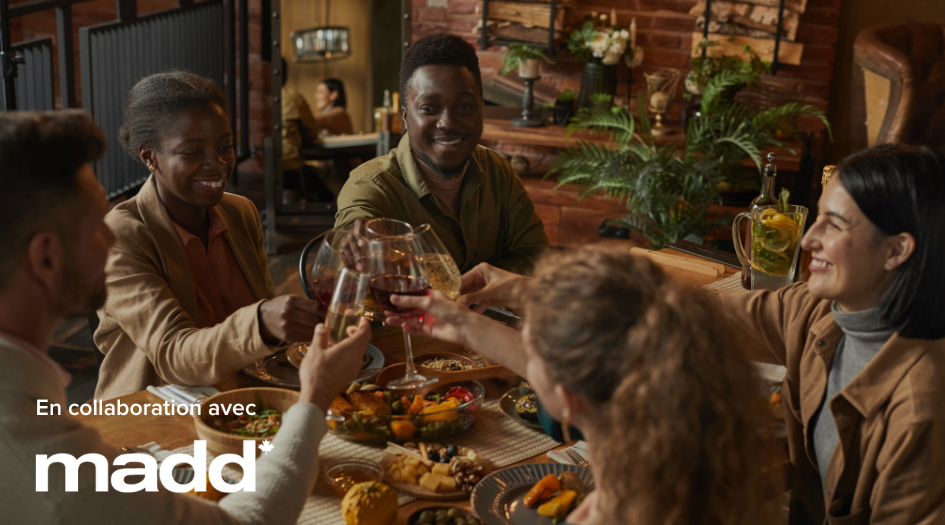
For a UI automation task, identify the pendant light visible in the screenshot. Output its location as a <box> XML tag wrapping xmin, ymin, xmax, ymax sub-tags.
<box><xmin>291</xmin><ymin>0</ymin><xmax>350</xmax><ymax>63</ymax></box>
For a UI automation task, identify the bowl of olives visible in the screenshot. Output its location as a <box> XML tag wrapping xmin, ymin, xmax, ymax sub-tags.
<box><xmin>410</xmin><ymin>506</ymin><xmax>480</xmax><ymax>525</ymax></box>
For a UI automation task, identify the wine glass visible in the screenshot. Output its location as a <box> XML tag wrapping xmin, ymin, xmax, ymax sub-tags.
<box><xmin>325</xmin><ymin>268</ymin><xmax>369</xmax><ymax>343</ymax></box>
<box><xmin>364</xmin><ymin>218</ymin><xmax>438</xmax><ymax>390</ymax></box>
<box><xmin>307</xmin><ymin>229</ymin><xmax>356</xmax><ymax>310</ymax></box>
<box><xmin>412</xmin><ymin>224</ymin><xmax>461</xmax><ymax>300</ymax></box>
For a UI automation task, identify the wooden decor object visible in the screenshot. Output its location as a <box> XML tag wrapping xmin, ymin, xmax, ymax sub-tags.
<box><xmin>690</xmin><ymin>32</ymin><xmax>803</xmax><ymax>66</ymax></box>
<box><xmin>691</xmin><ymin>0</ymin><xmax>800</xmax><ymax>41</ymax></box>
<box><xmin>475</xmin><ymin>0</ymin><xmax>564</xmax><ymax>31</ymax></box>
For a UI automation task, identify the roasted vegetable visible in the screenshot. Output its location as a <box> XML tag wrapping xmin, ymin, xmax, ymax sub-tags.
<box><xmin>537</xmin><ymin>490</ymin><xmax>578</xmax><ymax>519</ymax></box>
<box><xmin>557</xmin><ymin>471</ymin><xmax>586</xmax><ymax>494</ymax></box>
<box><xmin>523</xmin><ymin>474</ymin><xmax>560</xmax><ymax>508</ymax></box>
<box><xmin>515</xmin><ymin>393</ymin><xmax>538</xmax><ymax>421</ymax></box>
<box><xmin>349</xmin><ymin>391</ymin><xmax>392</xmax><ymax>416</ymax></box>
<box><xmin>391</xmin><ymin>420</ymin><xmax>417</xmax><ymax>438</ymax></box>
<box><xmin>407</xmin><ymin>394</ymin><xmax>425</xmax><ymax>415</ymax></box>
<box><xmin>418</xmin><ymin>398</ymin><xmax>461</xmax><ymax>424</ymax></box>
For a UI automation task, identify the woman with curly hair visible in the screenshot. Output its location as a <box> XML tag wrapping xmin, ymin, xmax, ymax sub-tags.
<box><xmin>387</xmin><ymin>245</ymin><xmax>775</xmax><ymax>524</ymax></box>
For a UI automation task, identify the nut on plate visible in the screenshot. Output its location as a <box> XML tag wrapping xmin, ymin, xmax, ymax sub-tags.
<box><xmin>450</xmin><ymin>458</ymin><xmax>484</xmax><ymax>491</ymax></box>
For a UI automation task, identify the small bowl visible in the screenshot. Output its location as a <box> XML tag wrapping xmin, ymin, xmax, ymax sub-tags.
<box><xmin>323</xmin><ymin>457</ymin><xmax>382</xmax><ymax>497</ymax></box>
<box><xmin>409</xmin><ymin>505</ymin><xmax>480</xmax><ymax>525</ymax></box>
<box><xmin>414</xmin><ymin>352</ymin><xmax>477</xmax><ymax>373</ymax></box>
<box><xmin>193</xmin><ymin>387</ymin><xmax>298</xmax><ymax>458</ymax></box>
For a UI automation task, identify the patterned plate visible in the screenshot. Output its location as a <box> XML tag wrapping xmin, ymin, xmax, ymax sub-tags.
<box><xmin>498</xmin><ymin>389</ymin><xmax>543</xmax><ymax>432</ymax></box>
<box><xmin>471</xmin><ymin>463</ymin><xmax>594</xmax><ymax>525</ymax></box>
<box><xmin>286</xmin><ymin>343</ymin><xmax>384</xmax><ymax>383</ymax></box>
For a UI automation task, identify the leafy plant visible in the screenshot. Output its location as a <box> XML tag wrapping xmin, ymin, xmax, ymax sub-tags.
<box><xmin>557</xmin><ymin>89</ymin><xmax>577</xmax><ymax>102</ymax></box>
<box><xmin>567</xmin><ymin>14</ymin><xmax>635</xmax><ymax>65</ymax></box>
<box><xmin>501</xmin><ymin>43</ymin><xmax>554</xmax><ymax>76</ymax></box>
<box><xmin>589</xmin><ymin>93</ymin><xmax>613</xmax><ymax>104</ymax></box>
<box><xmin>547</xmin><ymin>73</ymin><xmax>833</xmax><ymax>248</ymax></box>
<box><xmin>685</xmin><ymin>40</ymin><xmax>770</xmax><ymax>101</ymax></box>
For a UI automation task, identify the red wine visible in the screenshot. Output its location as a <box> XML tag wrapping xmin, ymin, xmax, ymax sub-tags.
<box><xmin>369</xmin><ymin>274</ymin><xmax>430</xmax><ymax>315</ymax></box>
<box><xmin>310</xmin><ymin>276</ymin><xmax>337</xmax><ymax>307</ymax></box>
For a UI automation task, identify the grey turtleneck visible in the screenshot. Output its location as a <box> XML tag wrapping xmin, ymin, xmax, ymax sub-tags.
<box><xmin>810</xmin><ymin>302</ymin><xmax>894</xmax><ymax>496</ymax></box>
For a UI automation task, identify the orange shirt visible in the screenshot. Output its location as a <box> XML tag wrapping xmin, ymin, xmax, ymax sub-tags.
<box><xmin>172</xmin><ymin>208</ymin><xmax>259</xmax><ymax>328</ymax></box>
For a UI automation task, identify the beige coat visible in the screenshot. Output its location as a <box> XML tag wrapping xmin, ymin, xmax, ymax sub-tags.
<box><xmin>94</xmin><ymin>176</ymin><xmax>277</xmax><ymax>400</ymax></box>
<box><xmin>0</xmin><ymin>337</ymin><xmax>327</xmax><ymax>525</ymax></box>
<box><xmin>719</xmin><ymin>283</ymin><xmax>945</xmax><ymax>525</ymax></box>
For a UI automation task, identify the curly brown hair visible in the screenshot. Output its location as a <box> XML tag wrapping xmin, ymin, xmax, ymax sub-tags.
<box><xmin>521</xmin><ymin>245</ymin><xmax>774</xmax><ymax>525</ymax></box>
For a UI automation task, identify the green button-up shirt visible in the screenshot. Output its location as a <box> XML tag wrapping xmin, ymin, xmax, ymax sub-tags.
<box><xmin>334</xmin><ymin>133</ymin><xmax>548</xmax><ymax>274</ymax></box>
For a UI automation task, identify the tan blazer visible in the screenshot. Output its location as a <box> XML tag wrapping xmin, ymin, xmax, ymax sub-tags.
<box><xmin>718</xmin><ymin>283</ymin><xmax>945</xmax><ymax>525</ymax></box>
<box><xmin>0</xmin><ymin>337</ymin><xmax>327</xmax><ymax>525</ymax></box>
<box><xmin>94</xmin><ymin>176</ymin><xmax>276</xmax><ymax>400</ymax></box>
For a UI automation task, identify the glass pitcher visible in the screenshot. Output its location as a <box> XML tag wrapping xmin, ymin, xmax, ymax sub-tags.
<box><xmin>732</xmin><ymin>204</ymin><xmax>809</xmax><ymax>291</ymax></box>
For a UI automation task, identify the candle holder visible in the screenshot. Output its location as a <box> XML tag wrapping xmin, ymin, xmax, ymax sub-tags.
<box><xmin>513</xmin><ymin>75</ymin><xmax>543</xmax><ymax>128</ymax></box>
<box><xmin>644</xmin><ymin>69</ymin><xmax>680</xmax><ymax>137</ymax></box>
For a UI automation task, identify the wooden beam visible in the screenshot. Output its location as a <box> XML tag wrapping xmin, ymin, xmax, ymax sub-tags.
<box><xmin>691</xmin><ymin>31</ymin><xmax>803</xmax><ymax>66</ymax></box>
<box><xmin>475</xmin><ymin>1</ymin><xmax>564</xmax><ymax>31</ymax></box>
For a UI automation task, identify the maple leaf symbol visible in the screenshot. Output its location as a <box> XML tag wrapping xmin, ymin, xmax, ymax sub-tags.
<box><xmin>259</xmin><ymin>439</ymin><xmax>274</xmax><ymax>455</ymax></box>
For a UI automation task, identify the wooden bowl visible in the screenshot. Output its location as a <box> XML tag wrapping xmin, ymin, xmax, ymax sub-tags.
<box><xmin>193</xmin><ymin>387</ymin><xmax>298</xmax><ymax>458</ymax></box>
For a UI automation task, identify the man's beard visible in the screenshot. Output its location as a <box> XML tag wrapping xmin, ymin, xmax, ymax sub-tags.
<box><xmin>59</xmin><ymin>258</ymin><xmax>107</xmax><ymax>318</ymax></box>
<box><xmin>413</xmin><ymin>147</ymin><xmax>469</xmax><ymax>180</ymax></box>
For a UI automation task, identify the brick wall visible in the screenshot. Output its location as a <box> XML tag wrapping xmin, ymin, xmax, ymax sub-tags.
<box><xmin>9</xmin><ymin>0</ymin><xmax>272</xmax><ymax>142</ymax></box>
<box><xmin>412</xmin><ymin>0</ymin><xmax>842</xmax><ymax>129</ymax></box>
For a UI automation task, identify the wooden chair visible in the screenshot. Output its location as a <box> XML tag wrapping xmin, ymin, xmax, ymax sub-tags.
<box><xmin>852</xmin><ymin>23</ymin><xmax>945</xmax><ymax>151</ymax></box>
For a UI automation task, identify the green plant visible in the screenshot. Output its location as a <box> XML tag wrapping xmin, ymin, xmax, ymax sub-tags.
<box><xmin>557</xmin><ymin>89</ymin><xmax>577</xmax><ymax>102</ymax></box>
<box><xmin>589</xmin><ymin>93</ymin><xmax>613</xmax><ymax>104</ymax></box>
<box><xmin>501</xmin><ymin>43</ymin><xmax>554</xmax><ymax>76</ymax></box>
<box><xmin>567</xmin><ymin>14</ymin><xmax>635</xmax><ymax>65</ymax></box>
<box><xmin>685</xmin><ymin>40</ymin><xmax>770</xmax><ymax>101</ymax></box>
<box><xmin>547</xmin><ymin>73</ymin><xmax>833</xmax><ymax>248</ymax></box>
<box><xmin>542</xmin><ymin>102</ymin><xmax>554</xmax><ymax>109</ymax></box>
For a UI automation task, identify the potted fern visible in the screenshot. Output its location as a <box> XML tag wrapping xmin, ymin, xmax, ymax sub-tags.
<box><xmin>501</xmin><ymin>43</ymin><xmax>554</xmax><ymax>79</ymax></box>
<box><xmin>547</xmin><ymin>73</ymin><xmax>831</xmax><ymax>249</ymax></box>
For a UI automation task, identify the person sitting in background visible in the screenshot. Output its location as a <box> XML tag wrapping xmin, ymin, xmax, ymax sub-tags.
<box><xmin>94</xmin><ymin>71</ymin><xmax>324</xmax><ymax>399</ymax></box>
<box><xmin>457</xmin><ymin>144</ymin><xmax>945</xmax><ymax>525</ymax></box>
<box><xmin>387</xmin><ymin>245</ymin><xmax>775</xmax><ymax>524</ymax></box>
<box><xmin>312</xmin><ymin>77</ymin><xmax>354</xmax><ymax>138</ymax></box>
<box><xmin>0</xmin><ymin>110</ymin><xmax>372</xmax><ymax>524</ymax></box>
<box><xmin>281</xmin><ymin>59</ymin><xmax>339</xmax><ymax>204</ymax></box>
<box><xmin>334</xmin><ymin>32</ymin><xmax>548</xmax><ymax>275</ymax></box>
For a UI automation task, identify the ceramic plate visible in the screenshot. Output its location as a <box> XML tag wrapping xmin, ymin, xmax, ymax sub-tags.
<box><xmin>498</xmin><ymin>389</ymin><xmax>543</xmax><ymax>431</ymax></box>
<box><xmin>242</xmin><ymin>349</ymin><xmax>301</xmax><ymax>388</ymax></box>
<box><xmin>285</xmin><ymin>342</ymin><xmax>384</xmax><ymax>383</ymax></box>
<box><xmin>471</xmin><ymin>463</ymin><xmax>594</xmax><ymax>525</ymax></box>
<box><xmin>379</xmin><ymin>451</ymin><xmax>492</xmax><ymax>501</ymax></box>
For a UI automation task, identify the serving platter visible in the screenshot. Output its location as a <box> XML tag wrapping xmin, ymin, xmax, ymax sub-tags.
<box><xmin>498</xmin><ymin>389</ymin><xmax>543</xmax><ymax>431</ymax></box>
<box><xmin>286</xmin><ymin>342</ymin><xmax>384</xmax><ymax>382</ymax></box>
<box><xmin>470</xmin><ymin>463</ymin><xmax>594</xmax><ymax>525</ymax></box>
<box><xmin>379</xmin><ymin>452</ymin><xmax>492</xmax><ymax>501</ymax></box>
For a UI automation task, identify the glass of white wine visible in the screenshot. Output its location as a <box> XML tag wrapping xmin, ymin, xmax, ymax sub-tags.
<box><xmin>325</xmin><ymin>268</ymin><xmax>369</xmax><ymax>344</ymax></box>
<box><xmin>411</xmin><ymin>224</ymin><xmax>461</xmax><ymax>300</ymax></box>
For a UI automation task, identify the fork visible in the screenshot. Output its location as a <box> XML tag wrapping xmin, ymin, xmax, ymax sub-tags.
<box><xmin>565</xmin><ymin>447</ymin><xmax>590</xmax><ymax>468</ymax></box>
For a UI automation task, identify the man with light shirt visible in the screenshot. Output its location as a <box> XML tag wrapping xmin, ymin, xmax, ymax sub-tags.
<box><xmin>334</xmin><ymin>32</ymin><xmax>548</xmax><ymax>275</ymax></box>
<box><xmin>0</xmin><ymin>110</ymin><xmax>371</xmax><ymax>523</ymax></box>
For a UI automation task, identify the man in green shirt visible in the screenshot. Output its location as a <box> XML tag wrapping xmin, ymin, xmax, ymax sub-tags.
<box><xmin>334</xmin><ymin>33</ymin><xmax>548</xmax><ymax>275</ymax></box>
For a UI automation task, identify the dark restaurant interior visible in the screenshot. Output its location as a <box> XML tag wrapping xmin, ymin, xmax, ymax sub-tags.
<box><xmin>2</xmin><ymin>0</ymin><xmax>945</xmax><ymax>523</ymax></box>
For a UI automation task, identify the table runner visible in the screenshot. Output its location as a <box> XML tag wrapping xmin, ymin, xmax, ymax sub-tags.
<box><xmin>173</xmin><ymin>398</ymin><xmax>560</xmax><ymax>524</ymax></box>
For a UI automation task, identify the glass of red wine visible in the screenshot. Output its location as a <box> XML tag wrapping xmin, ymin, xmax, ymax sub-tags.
<box><xmin>364</xmin><ymin>218</ymin><xmax>438</xmax><ymax>390</ymax></box>
<box><xmin>308</xmin><ymin>229</ymin><xmax>358</xmax><ymax>310</ymax></box>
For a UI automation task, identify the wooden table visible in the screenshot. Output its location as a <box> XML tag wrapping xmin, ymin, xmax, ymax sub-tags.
<box><xmin>78</xmin><ymin>253</ymin><xmax>779</xmax><ymax>524</ymax></box>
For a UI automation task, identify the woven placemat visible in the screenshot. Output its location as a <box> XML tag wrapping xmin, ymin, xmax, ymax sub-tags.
<box><xmin>173</xmin><ymin>398</ymin><xmax>560</xmax><ymax>525</ymax></box>
<box><xmin>704</xmin><ymin>274</ymin><xmax>746</xmax><ymax>294</ymax></box>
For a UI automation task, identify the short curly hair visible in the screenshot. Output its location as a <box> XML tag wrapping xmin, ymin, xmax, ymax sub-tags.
<box><xmin>399</xmin><ymin>33</ymin><xmax>482</xmax><ymax>106</ymax></box>
<box><xmin>118</xmin><ymin>71</ymin><xmax>229</xmax><ymax>163</ymax></box>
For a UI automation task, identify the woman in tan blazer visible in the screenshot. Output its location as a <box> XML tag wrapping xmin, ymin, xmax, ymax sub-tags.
<box><xmin>94</xmin><ymin>72</ymin><xmax>322</xmax><ymax>399</ymax></box>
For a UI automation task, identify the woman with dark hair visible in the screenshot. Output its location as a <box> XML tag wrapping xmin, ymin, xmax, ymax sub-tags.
<box><xmin>455</xmin><ymin>144</ymin><xmax>945</xmax><ymax>525</ymax></box>
<box><xmin>387</xmin><ymin>245</ymin><xmax>776</xmax><ymax>525</ymax></box>
<box><xmin>94</xmin><ymin>71</ymin><xmax>329</xmax><ymax>399</ymax></box>
<box><xmin>312</xmin><ymin>78</ymin><xmax>353</xmax><ymax>138</ymax></box>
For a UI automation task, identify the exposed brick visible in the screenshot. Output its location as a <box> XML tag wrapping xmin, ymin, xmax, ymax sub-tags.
<box><xmin>478</xmin><ymin>54</ymin><xmax>503</xmax><ymax>71</ymax></box>
<box><xmin>449</xmin><ymin>0</ymin><xmax>476</xmax><ymax>15</ymax></box>
<box><xmin>642</xmin><ymin>48</ymin><xmax>691</xmax><ymax>68</ymax></box>
<box><xmin>418</xmin><ymin>7</ymin><xmax>447</xmax><ymax>22</ymax></box>
<box><xmin>638</xmin><ymin>0</ymin><xmax>700</xmax><ymax>13</ymax></box>
<box><xmin>803</xmin><ymin>8</ymin><xmax>839</xmax><ymax>27</ymax></box>
<box><xmin>802</xmin><ymin>45</ymin><xmax>837</xmax><ymax>64</ymax></box>
<box><xmin>796</xmin><ymin>81</ymin><xmax>832</xmax><ymax>99</ymax></box>
<box><xmin>642</xmin><ymin>31</ymin><xmax>682</xmax><ymax>49</ymax></box>
<box><xmin>447</xmin><ymin>14</ymin><xmax>477</xmax><ymax>32</ymax></box>
<box><xmin>777</xmin><ymin>62</ymin><xmax>834</xmax><ymax>82</ymax></box>
<box><xmin>795</xmin><ymin>24</ymin><xmax>839</xmax><ymax>45</ymax></box>
<box><xmin>806</xmin><ymin>0</ymin><xmax>842</xmax><ymax>9</ymax></box>
<box><xmin>652</xmin><ymin>15</ymin><xmax>697</xmax><ymax>33</ymax></box>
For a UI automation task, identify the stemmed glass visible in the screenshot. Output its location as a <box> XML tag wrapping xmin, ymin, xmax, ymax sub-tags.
<box><xmin>307</xmin><ymin>229</ymin><xmax>356</xmax><ymax>310</ymax></box>
<box><xmin>363</xmin><ymin>218</ymin><xmax>438</xmax><ymax>390</ymax></box>
<box><xmin>325</xmin><ymin>268</ymin><xmax>368</xmax><ymax>344</ymax></box>
<box><xmin>412</xmin><ymin>224</ymin><xmax>462</xmax><ymax>300</ymax></box>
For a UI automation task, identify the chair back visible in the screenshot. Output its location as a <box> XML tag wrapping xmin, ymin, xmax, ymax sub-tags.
<box><xmin>298</xmin><ymin>231</ymin><xmax>329</xmax><ymax>300</ymax></box>
<box><xmin>852</xmin><ymin>23</ymin><xmax>945</xmax><ymax>150</ymax></box>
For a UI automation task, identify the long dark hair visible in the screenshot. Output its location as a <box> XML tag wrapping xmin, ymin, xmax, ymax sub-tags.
<box><xmin>321</xmin><ymin>78</ymin><xmax>347</xmax><ymax>108</ymax></box>
<box><xmin>839</xmin><ymin>144</ymin><xmax>945</xmax><ymax>339</ymax></box>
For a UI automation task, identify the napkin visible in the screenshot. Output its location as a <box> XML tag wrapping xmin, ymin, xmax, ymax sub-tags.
<box><xmin>147</xmin><ymin>384</ymin><xmax>220</xmax><ymax>405</ymax></box>
<box><xmin>547</xmin><ymin>440</ymin><xmax>590</xmax><ymax>466</ymax></box>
